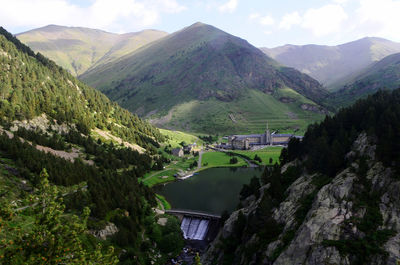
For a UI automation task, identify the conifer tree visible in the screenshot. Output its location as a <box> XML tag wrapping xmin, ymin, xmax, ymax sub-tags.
<box><xmin>0</xmin><ymin>169</ymin><xmax>118</xmax><ymax>264</ymax></box>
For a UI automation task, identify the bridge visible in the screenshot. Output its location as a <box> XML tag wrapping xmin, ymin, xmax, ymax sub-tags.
<box><xmin>165</xmin><ymin>209</ymin><xmax>221</xmax><ymax>220</ymax></box>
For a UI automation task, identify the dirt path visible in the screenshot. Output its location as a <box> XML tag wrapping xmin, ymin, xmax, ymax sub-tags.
<box><xmin>93</xmin><ymin>128</ymin><xmax>145</xmax><ymax>153</ymax></box>
<box><xmin>145</xmin><ymin>168</ymin><xmax>171</xmax><ymax>180</ymax></box>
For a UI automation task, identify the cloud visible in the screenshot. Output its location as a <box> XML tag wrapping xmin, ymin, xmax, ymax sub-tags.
<box><xmin>249</xmin><ymin>13</ymin><xmax>260</xmax><ymax>20</ymax></box>
<box><xmin>355</xmin><ymin>0</ymin><xmax>400</xmax><ymax>39</ymax></box>
<box><xmin>260</xmin><ymin>15</ymin><xmax>275</xmax><ymax>26</ymax></box>
<box><xmin>249</xmin><ymin>13</ymin><xmax>275</xmax><ymax>26</ymax></box>
<box><xmin>219</xmin><ymin>0</ymin><xmax>238</xmax><ymax>13</ymax></box>
<box><xmin>301</xmin><ymin>4</ymin><xmax>348</xmax><ymax>36</ymax></box>
<box><xmin>279</xmin><ymin>11</ymin><xmax>302</xmax><ymax>30</ymax></box>
<box><xmin>0</xmin><ymin>0</ymin><xmax>186</xmax><ymax>32</ymax></box>
<box><xmin>333</xmin><ymin>0</ymin><xmax>349</xmax><ymax>4</ymax></box>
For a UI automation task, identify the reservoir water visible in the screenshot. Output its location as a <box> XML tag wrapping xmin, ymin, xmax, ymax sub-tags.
<box><xmin>155</xmin><ymin>167</ymin><xmax>264</xmax><ymax>215</ymax></box>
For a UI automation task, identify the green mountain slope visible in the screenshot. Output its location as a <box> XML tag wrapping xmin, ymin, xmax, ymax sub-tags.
<box><xmin>81</xmin><ymin>22</ymin><xmax>328</xmax><ymax>134</ymax></box>
<box><xmin>0</xmin><ymin>27</ymin><xmax>186</xmax><ymax>264</ymax></box>
<box><xmin>328</xmin><ymin>53</ymin><xmax>400</xmax><ymax>107</ymax></box>
<box><xmin>0</xmin><ymin>26</ymin><xmax>163</xmax><ymax>148</ymax></box>
<box><xmin>16</xmin><ymin>25</ymin><xmax>167</xmax><ymax>76</ymax></box>
<box><xmin>261</xmin><ymin>37</ymin><xmax>400</xmax><ymax>90</ymax></box>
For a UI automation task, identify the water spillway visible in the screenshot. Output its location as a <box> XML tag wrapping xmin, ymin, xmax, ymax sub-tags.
<box><xmin>181</xmin><ymin>217</ymin><xmax>210</xmax><ymax>240</ymax></box>
<box><xmin>166</xmin><ymin>210</ymin><xmax>221</xmax><ymax>242</ymax></box>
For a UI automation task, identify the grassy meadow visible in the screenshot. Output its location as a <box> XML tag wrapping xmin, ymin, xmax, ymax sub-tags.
<box><xmin>159</xmin><ymin>128</ymin><xmax>203</xmax><ymax>148</ymax></box>
<box><xmin>201</xmin><ymin>151</ymin><xmax>247</xmax><ymax>168</ymax></box>
<box><xmin>162</xmin><ymin>90</ymin><xmax>324</xmax><ymax>135</ymax></box>
<box><xmin>230</xmin><ymin>146</ymin><xmax>283</xmax><ymax>165</ymax></box>
<box><xmin>141</xmin><ymin>156</ymin><xmax>199</xmax><ymax>187</ymax></box>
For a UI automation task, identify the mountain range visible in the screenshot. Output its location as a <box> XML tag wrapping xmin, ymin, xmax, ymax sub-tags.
<box><xmin>80</xmin><ymin>22</ymin><xmax>328</xmax><ymax>134</ymax></box>
<box><xmin>17</xmin><ymin>25</ymin><xmax>167</xmax><ymax>76</ymax></box>
<box><xmin>3</xmin><ymin>19</ymin><xmax>400</xmax><ymax>265</ymax></box>
<box><xmin>328</xmin><ymin>52</ymin><xmax>400</xmax><ymax>107</ymax></box>
<box><xmin>16</xmin><ymin>23</ymin><xmax>400</xmax><ymax>134</ymax></box>
<box><xmin>262</xmin><ymin>37</ymin><xmax>400</xmax><ymax>90</ymax></box>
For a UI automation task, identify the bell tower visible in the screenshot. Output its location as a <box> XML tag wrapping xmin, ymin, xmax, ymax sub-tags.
<box><xmin>265</xmin><ymin>122</ymin><xmax>271</xmax><ymax>145</ymax></box>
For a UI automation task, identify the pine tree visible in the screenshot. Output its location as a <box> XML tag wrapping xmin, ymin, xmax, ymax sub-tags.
<box><xmin>0</xmin><ymin>169</ymin><xmax>118</xmax><ymax>264</ymax></box>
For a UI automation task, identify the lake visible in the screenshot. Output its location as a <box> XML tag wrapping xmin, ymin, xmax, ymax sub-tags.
<box><xmin>154</xmin><ymin>167</ymin><xmax>264</xmax><ymax>215</ymax></box>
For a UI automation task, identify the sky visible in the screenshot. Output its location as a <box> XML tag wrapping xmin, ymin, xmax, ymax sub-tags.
<box><xmin>1</xmin><ymin>0</ymin><xmax>400</xmax><ymax>48</ymax></box>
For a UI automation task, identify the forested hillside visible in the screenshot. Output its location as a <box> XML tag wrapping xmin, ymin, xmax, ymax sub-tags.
<box><xmin>203</xmin><ymin>89</ymin><xmax>400</xmax><ymax>264</ymax></box>
<box><xmin>0</xmin><ymin>27</ymin><xmax>163</xmax><ymax>149</ymax></box>
<box><xmin>0</xmin><ymin>27</ymin><xmax>182</xmax><ymax>264</ymax></box>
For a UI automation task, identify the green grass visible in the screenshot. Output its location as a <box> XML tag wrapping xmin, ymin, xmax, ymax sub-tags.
<box><xmin>230</xmin><ymin>147</ymin><xmax>283</xmax><ymax>165</ymax></box>
<box><xmin>155</xmin><ymin>194</ymin><xmax>171</xmax><ymax>210</ymax></box>
<box><xmin>141</xmin><ymin>150</ymin><xmax>252</xmax><ymax>187</ymax></box>
<box><xmin>141</xmin><ymin>157</ymin><xmax>199</xmax><ymax>187</ymax></box>
<box><xmin>159</xmin><ymin>129</ymin><xmax>203</xmax><ymax>148</ymax></box>
<box><xmin>18</xmin><ymin>26</ymin><xmax>166</xmax><ymax>76</ymax></box>
<box><xmin>141</xmin><ymin>170</ymin><xmax>176</xmax><ymax>187</ymax></box>
<box><xmin>160</xmin><ymin>90</ymin><xmax>324</xmax><ymax>135</ymax></box>
<box><xmin>201</xmin><ymin>151</ymin><xmax>247</xmax><ymax>168</ymax></box>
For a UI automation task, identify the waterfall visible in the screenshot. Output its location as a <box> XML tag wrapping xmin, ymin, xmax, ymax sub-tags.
<box><xmin>180</xmin><ymin>217</ymin><xmax>209</xmax><ymax>240</ymax></box>
<box><xmin>180</xmin><ymin>217</ymin><xmax>191</xmax><ymax>238</ymax></box>
<box><xmin>193</xmin><ymin>219</ymin><xmax>209</xmax><ymax>240</ymax></box>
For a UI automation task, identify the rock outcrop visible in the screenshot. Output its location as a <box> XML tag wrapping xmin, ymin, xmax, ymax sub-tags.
<box><xmin>89</xmin><ymin>222</ymin><xmax>119</xmax><ymax>240</ymax></box>
<box><xmin>202</xmin><ymin>134</ymin><xmax>400</xmax><ymax>265</ymax></box>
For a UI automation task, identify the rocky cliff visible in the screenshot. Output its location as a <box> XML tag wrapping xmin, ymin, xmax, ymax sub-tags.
<box><xmin>202</xmin><ymin>133</ymin><xmax>400</xmax><ymax>265</ymax></box>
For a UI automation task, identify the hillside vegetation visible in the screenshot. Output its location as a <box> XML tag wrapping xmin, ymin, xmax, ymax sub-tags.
<box><xmin>328</xmin><ymin>53</ymin><xmax>400</xmax><ymax>107</ymax></box>
<box><xmin>0</xmin><ymin>27</ymin><xmax>163</xmax><ymax>149</ymax></box>
<box><xmin>81</xmin><ymin>22</ymin><xmax>328</xmax><ymax>134</ymax></box>
<box><xmin>262</xmin><ymin>37</ymin><xmax>400</xmax><ymax>90</ymax></box>
<box><xmin>17</xmin><ymin>25</ymin><xmax>167</xmax><ymax>76</ymax></box>
<box><xmin>0</xmin><ymin>27</ymin><xmax>186</xmax><ymax>264</ymax></box>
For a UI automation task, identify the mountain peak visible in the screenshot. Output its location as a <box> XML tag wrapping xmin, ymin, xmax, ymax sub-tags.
<box><xmin>17</xmin><ymin>25</ymin><xmax>168</xmax><ymax>76</ymax></box>
<box><xmin>263</xmin><ymin>36</ymin><xmax>400</xmax><ymax>89</ymax></box>
<box><xmin>80</xmin><ymin>23</ymin><xmax>327</xmax><ymax>134</ymax></box>
<box><xmin>182</xmin><ymin>21</ymin><xmax>222</xmax><ymax>35</ymax></box>
<box><xmin>189</xmin><ymin>22</ymin><xmax>208</xmax><ymax>28</ymax></box>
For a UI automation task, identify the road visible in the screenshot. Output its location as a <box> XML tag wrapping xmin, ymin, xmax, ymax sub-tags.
<box><xmin>197</xmin><ymin>150</ymin><xmax>203</xmax><ymax>169</ymax></box>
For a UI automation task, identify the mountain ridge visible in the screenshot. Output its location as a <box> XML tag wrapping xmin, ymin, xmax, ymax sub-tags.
<box><xmin>81</xmin><ymin>22</ymin><xmax>329</xmax><ymax>134</ymax></box>
<box><xmin>328</xmin><ymin>52</ymin><xmax>400</xmax><ymax>107</ymax></box>
<box><xmin>261</xmin><ymin>37</ymin><xmax>400</xmax><ymax>90</ymax></box>
<box><xmin>17</xmin><ymin>24</ymin><xmax>168</xmax><ymax>76</ymax></box>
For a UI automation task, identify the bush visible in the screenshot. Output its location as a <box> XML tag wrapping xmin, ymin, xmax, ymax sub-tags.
<box><xmin>230</xmin><ymin>157</ymin><xmax>238</xmax><ymax>164</ymax></box>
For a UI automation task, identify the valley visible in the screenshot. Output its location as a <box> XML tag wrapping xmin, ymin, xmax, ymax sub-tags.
<box><xmin>2</xmin><ymin>5</ymin><xmax>400</xmax><ymax>264</ymax></box>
